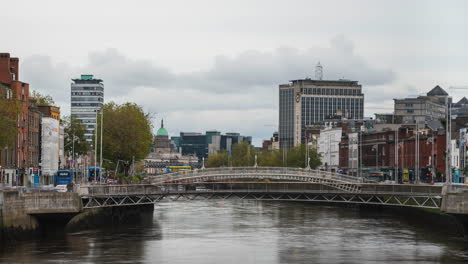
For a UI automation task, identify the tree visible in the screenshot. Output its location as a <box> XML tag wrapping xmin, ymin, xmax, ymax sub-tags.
<box><xmin>284</xmin><ymin>144</ymin><xmax>321</xmax><ymax>168</ymax></box>
<box><xmin>258</xmin><ymin>149</ymin><xmax>282</xmax><ymax>167</ymax></box>
<box><xmin>31</xmin><ymin>90</ymin><xmax>55</xmax><ymax>105</ymax></box>
<box><xmin>63</xmin><ymin>116</ymin><xmax>90</xmax><ymax>157</ymax></box>
<box><xmin>206</xmin><ymin>151</ymin><xmax>228</xmax><ymax>168</ymax></box>
<box><xmin>202</xmin><ymin>142</ymin><xmax>321</xmax><ymax>169</ymax></box>
<box><xmin>0</xmin><ymin>87</ymin><xmax>20</xmax><ymax>149</ymax></box>
<box><xmin>231</xmin><ymin>141</ymin><xmax>256</xmax><ymax>167</ymax></box>
<box><xmin>258</xmin><ymin>144</ymin><xmax>321</xmax><ymax>168</ymax></box>
<box><xmin>97</xmin><ymin>102</ymin><xmax>153</xmax><ymax>175</ymax></box>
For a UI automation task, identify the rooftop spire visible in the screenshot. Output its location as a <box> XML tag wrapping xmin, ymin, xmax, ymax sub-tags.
<box><xmin>315</xmin><ymin>61</ymin><xmax>323</xmax><ymax>80</ymax></box>
<box><xmin>161</xmin><ymin>118</ymin><xmax>164</xmax><ymax>128</ymax></box>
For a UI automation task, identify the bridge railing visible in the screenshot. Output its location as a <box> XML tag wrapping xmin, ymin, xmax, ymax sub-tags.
<box><xmin>151</xmin><ymin>167</ymin><xmax>367</xmax><ymax>184</ymax></box>
<box><xmin>79</xmin><ymin>182</ymin><xmax>442</xmax><ymax>197</ymax></box>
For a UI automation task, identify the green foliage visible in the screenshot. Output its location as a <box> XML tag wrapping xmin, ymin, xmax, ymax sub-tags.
<box><xmin>463</xmin><ymin>165</ymin><xmax>468</xmax><ymax>175</ymax></box>
<box><xmin>31</xmin><ymin>90</ymin><xmax>55</xmax><ymax>105</ymax></box>
<box><xmin>231</xmin><ymin>141</ymin><xmax>256</xmax><ymax>167</ymax></box>
<box><xmin>97</xmin><ymin>102</ymin><xmax>153</xmax><ymax>175</ymax></box>
<box><xmin>258</xmin><ymin>149</ymin><xmax>282</xmax><ymax>167</ymax></box>
<box><xmin>258</xmin><ymin>145</ymin><xmax>320</xmax><ymax>168</ymax></box>
<box><xmin>206</xmin><ymin>142</ymin><xmax>321</xmax><ymax>169</ymax></box>
<box><xmin>285</xmin><ymin>144</ymin><xmax>321</xmax><ymax>168</ymax></box>
<box><xmin>206</xmin><ymin>151</ymin><xmax>228</xmax><ymax>168</ymax></box>
<box><xmin>117</xmin><ymin>173</ymin><xmax>144</xmax><ymax>184</ymax></box>
<box><xmin>0</xmin><ymin>93</ymin><xmax>20</xmax><ymax>149</ymax></box>
<box><xmin>63</xmin><ymin>116</ymin><xmax>90</xmax><ymax>156</ymax></box>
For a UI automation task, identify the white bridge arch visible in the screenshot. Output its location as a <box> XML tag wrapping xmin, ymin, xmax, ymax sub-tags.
<box><xmin>151</xmin><ymin>167</ymin><xmax>370</xmax><ymax>193</ymax></box>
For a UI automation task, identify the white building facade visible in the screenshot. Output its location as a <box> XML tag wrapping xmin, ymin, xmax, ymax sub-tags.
<box><xmin>317</xmin><ymin>126</ymin><xmax>342</xmax><ymax>171</ymax></box>
<box><xmin>41</xmin><ymin>117</ymin><xmax>60</xmax><ymax>184</ymax></box>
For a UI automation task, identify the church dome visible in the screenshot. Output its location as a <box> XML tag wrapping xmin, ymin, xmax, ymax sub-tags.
<box><xmin>157</xmin><ymin>127</ymin><xmax>168</xmax><ymax>136</ymax></box>
<box><xmin>156</xmin><ymin>119</ymin><xmax>168</xmax><ymax>136</ymax></box>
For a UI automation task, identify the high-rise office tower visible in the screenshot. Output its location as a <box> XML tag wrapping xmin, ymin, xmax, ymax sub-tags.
<box><xmin>71</xmin><ymin>75</ymin><xmax>104</xmax><ymax>143</ymax></box>
<box><xmin>279</xmin><ymin>75</ymin><xmax>364</xmax><ymax>149</ymax></box>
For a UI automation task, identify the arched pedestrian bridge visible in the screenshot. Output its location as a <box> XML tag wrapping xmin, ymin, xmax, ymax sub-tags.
<box><xmin>78</xmin><ymin>167</ymin><xmax>446</xmax><ymax>211</ymax></box>
<box><xmin>151</xmin><ymin>167</ymin><xmax>368</xmax><ymax>192</ymax></box>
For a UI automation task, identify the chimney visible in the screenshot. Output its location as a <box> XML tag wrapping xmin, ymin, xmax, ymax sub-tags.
<box><xmin>9</xmin><ymin>57</ymin><xmax>19</xmax><ymax>81</ymax></box>
<box><xmin>0</xmin><ymin>53</ymin><xmax>12</xmax><ymax>83</ymax></box>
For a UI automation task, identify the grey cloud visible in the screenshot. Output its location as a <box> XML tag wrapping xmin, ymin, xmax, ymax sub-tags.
<box><xmin>85</xmin><ymin>49</ymin><xmax>175</xmax><ymax>94</ymax></box>
<box><xmin>76</xmin><ymin>36</ymin><xmax>396</xmax><ymax>97</ymax></box>
<box><xmin>194</xmin><ymin>36</ymin><xmax>396</xmax><ymax>93</ymax></box>
<box><xmin>20</xmin><ymin>36</ymin><xmax>396</xmax><ymax>144</ymax></box>
<box><xmin>21</xmin><ymin>55</ymin><xmax>72</xmax><ymax>105</ymax></box>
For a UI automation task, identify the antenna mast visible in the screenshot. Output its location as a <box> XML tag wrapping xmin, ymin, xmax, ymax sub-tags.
<box><xmin>315</xmin><ymin>61</ymin><xmax>323</xmax><ymax>80</ymax></box>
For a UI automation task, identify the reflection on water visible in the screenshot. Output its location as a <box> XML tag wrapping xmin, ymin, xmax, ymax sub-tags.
<box><xmin>1</xmin><ymin>200</ymin><xmax>468</xmax><ymax>264</ymax></box>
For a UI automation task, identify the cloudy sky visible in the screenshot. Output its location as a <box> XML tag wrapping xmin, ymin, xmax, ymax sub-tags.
<box><xmin>3</xmin><ymin>0</ymin><xmax>468</xmax><ymax>145</ymax></box>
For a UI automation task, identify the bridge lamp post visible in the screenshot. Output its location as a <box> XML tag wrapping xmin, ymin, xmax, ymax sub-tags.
<box><xmin>427</xmin><ymin>136</ymin><xmax>435</xmax><ymax>184</ymax></box>
<box><xmin>394</xmin><ymin>128</ymin><xmax>399</xmax><ymax>184</ymax></box>
<box><xmin>372</xmin><ymin>144</ymin><xmax>378</xmax><ymax>171</ymax></box>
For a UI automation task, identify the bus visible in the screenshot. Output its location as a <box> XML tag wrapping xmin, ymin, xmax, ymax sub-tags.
<box><xmin>55</xmin><ymin>170</ymin><xmax>73</xmax><ymax>185</ymax></box>
<box><xmin>88</xmin><ymin>167</ymin><xmax>101</xmax><ymax>182</ymax></box>
<box><xmin>165</xmin><ymin>165</ymin><xmax>192</xmax><ymax>173</ymax></box>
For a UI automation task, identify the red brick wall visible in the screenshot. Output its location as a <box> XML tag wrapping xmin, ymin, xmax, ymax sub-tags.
<box><xmin>0</xmin><ymin>53</ymin><xmax>13</xmax><ymax>83</ymax></box>
<box><xmin>10</xmin><ymin>81</ymin><xmax>30</xmax><ymax>170</ymax></box>
<box><xmin>9</xmin><ymin>57</ymin><xmax>19</xmax><ymax>81</ymax></box>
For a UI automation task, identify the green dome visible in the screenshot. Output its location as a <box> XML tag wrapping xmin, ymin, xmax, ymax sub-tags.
<box><xmin>156</xmin><ymin>119</ymin><xmax>168</xmax><ymax>136</ymax></box>
<box><xmin>157</xmin><ymin>127</ymin><xmax>168</xmax><ymax>136</ymax></box>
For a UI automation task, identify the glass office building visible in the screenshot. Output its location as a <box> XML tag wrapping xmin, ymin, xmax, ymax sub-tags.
<box><xmin>279</xmin><ymin>79</ymin><xmax>364</xmax><ymax>149</ymax></box>
<box><xmin>71</xmin><ymin>75</ymin><xmax>104</xmax><ymax>143</ymax></box>
<box><xmin>174</xmin><ymin>131</ymin><xmax>252</xmax><ymax>161</ymax></box>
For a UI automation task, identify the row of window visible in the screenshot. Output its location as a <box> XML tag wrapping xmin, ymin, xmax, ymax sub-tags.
<box><xmin>71</xmin><ymin>97</ymin><xmax>103</xmax><ymax>102</ymax></box>
<box><xmin>71</xmin><ymin>103</ymin><xmax>103</xmax><ymax>107</ymax></box>
<box><xmin>301</xmin><ymin>97</ymin><xmax>363</xmax><ymax>124</ymax></box>
<box><xmin>71</xmin><ymin>86</ymin><xmax>104</xmax><ymax>91</ymax></box>
<box><xmin>71</xmin><ymin>108</ymin><xmax>101</xmax><ymax>113</ymax></box>
<box><xmin>279</xmin><ymin>89</ymin><xmax>295</xmax><ymax>149</ymax></box>
<box><xmin>301</xmin><ymin>88</ymin><xmax>362</xmax><ymax>96</ymax></box>
<box><xmin>74</xmin><ymin>114</ymin><xmax>98</xmax><ymax>118</ymax></box>
<box><xmin>71</xmin><ymin>91</ymin><xmax>103</xmax><ymax>96</ymax></box>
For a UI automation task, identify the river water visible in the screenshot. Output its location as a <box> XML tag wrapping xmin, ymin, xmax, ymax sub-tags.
<box><xmin>1</xmin><ymin>200</ymin><xmax>468</xmax><ymax>264</ymax></box>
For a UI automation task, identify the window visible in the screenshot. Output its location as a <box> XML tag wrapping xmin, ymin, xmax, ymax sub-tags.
<box><xmin>407</xmin><ymin>109</ymin><xmax>414</xmax><ymax>113</ymax></box>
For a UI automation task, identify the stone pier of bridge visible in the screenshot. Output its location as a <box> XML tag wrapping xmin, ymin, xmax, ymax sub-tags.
<box><xmin>0</xmin><ymin>191</ymin><xmax>82</xmax><ymax>237</ymax></box>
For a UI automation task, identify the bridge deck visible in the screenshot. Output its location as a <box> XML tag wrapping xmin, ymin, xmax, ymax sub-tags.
<box><xmin>78</xmin><ymin>182</ymin><xmax>443</xmax><ymax>210</ymax></box>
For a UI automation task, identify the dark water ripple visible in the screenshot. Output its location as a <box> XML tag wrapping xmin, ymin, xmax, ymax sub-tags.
<box><xmin>1</xmin><ymin>200</ymin><xmax>468</xmax><ymax>264</ymax></box>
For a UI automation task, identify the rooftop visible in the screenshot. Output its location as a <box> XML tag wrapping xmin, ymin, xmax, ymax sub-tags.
<box><xmin>455</xmin><ymin>97</ymin><xmax>468</xmax><ymax>106</ymax></box>
<box><xmin>72</xmin><ymin>74</ymin><xmax>103</xmax><ymax>83</ymax></box>
<box><xmin>426</xmin><ymin>85</ymin><xmax>448</xmax><ymax>96</ymax></box>
<box><xmin>285</xmin><ymin>79</ymin><xmax>360</xmax><ymax>87</ymax></box>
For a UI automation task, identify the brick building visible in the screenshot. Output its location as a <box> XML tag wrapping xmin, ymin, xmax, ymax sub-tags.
<box><xmin>28</xmin><ymin>99</ymin><xmax>42</xmax><ymax>175</ymax></box>
<box><xmin>0</xmin><ymin>53</ymin><xmax>30</xmax><ymax>185</ymax></box>
<box><xmin>38</xmin><ymin>105</ymin><xmax>60</xmax><ymax>120</ymax></box>
<box><xmin>339</xmin><ymin>125</ymin><xmax>446</xmax><ymax>182</ymax></box>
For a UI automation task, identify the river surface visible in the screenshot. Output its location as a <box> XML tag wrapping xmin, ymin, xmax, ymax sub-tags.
<box><xmin>1</xmin><ymin>200</ymin><xmax>468</xmax><ymax>263</ymax></box>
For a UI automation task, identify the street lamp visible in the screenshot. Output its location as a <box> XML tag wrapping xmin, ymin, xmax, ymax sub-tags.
<box><xmin>93</xmin><ymin>108</ymin><xmax>104</xmax><ymax>184</ymax></box>
<box><xmin>372</xmin><ymin>144</ymin><xmax>378</xmax><ymax>170</ymax></box>
<box><xmin>427</xmin><ymin>136</ymin><xmax>435</xmax><ymax>184</ymax></box>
